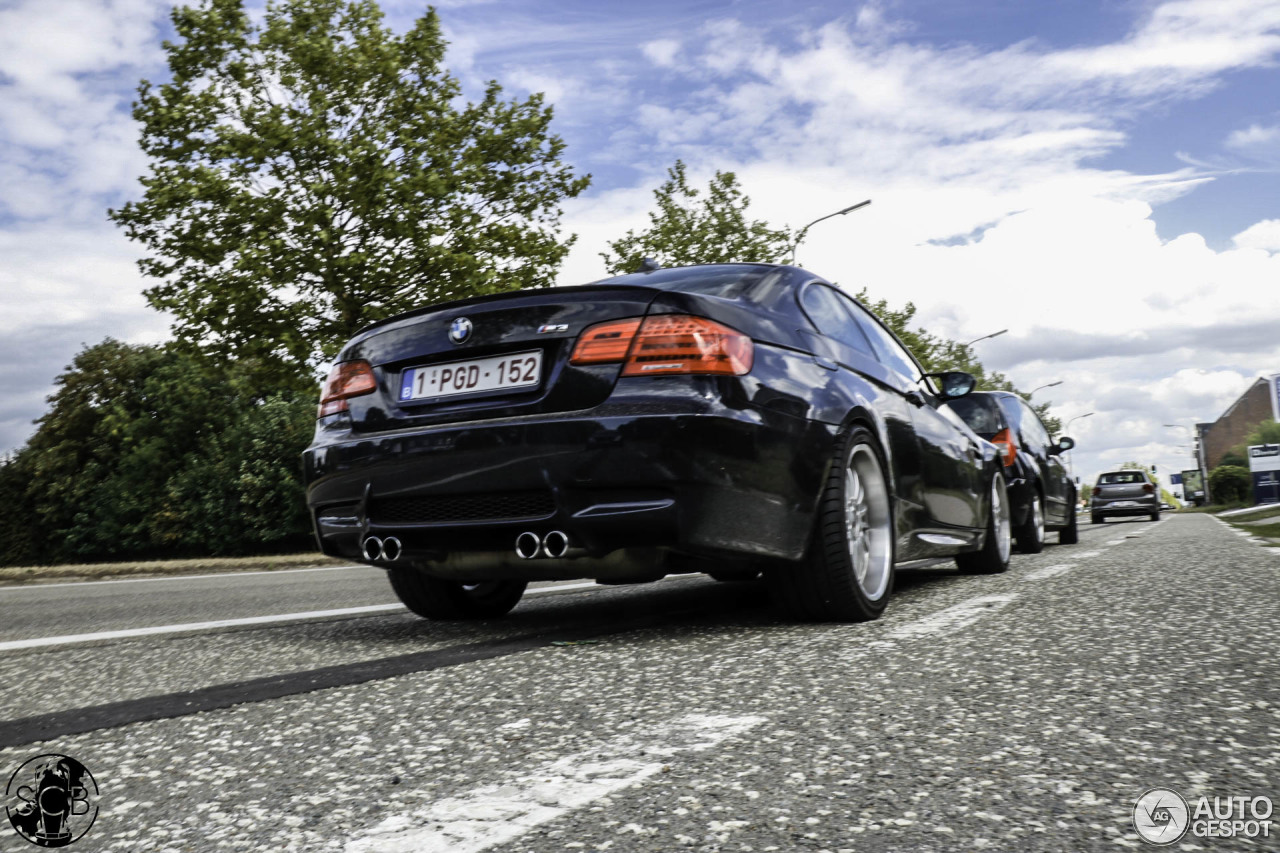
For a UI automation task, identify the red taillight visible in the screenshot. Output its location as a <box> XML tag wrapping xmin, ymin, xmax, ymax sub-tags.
<box><xmin>570</xmin><ymin>314</ymin><xmax>753</xmax><ymax>376</ymax></box>
<box><xmin>1093</xmin><ymin>486</ymin><xmax>1104</xmax><ymax>497</ymax></box>
<box><xmin>1143</xmin><ymin>483</ymin><xmax>1155</xmax><ymax>494</ymax></box>
<box><xmin>991</xmin><ymin>428</ymin><xmax>1017</xmax><ymax>467</ymax></box>
<box><xmin>570</xmin><ymin>318</ymin><xmax>643</xmax><ymax>364</ymax></box>
<box><xmin>318</xmin><ymin>360</ymin><xmax>377</xmax><ymax>417</ymax></box>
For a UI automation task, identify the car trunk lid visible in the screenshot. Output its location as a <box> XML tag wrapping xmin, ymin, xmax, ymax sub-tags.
<box><xmin>335</xmin><ymin>286</ymin><xmax>661</xmax><ymax>431</ymax></box>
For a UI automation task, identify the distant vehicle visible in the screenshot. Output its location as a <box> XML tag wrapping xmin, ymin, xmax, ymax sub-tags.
<box><xmin>303</xmin><ymin>263</ymin><xmax>1011</xmax><ymax>624</ymax></box>
<box><xmin>943</xmin><ymin>391</ymin><xmax>1079</xmax><ymax>551</ymax></box>
<box><xmin>1091</xmin><ymin>470</ymin><xmax>1160</xmax><ymax>523</ymax></box>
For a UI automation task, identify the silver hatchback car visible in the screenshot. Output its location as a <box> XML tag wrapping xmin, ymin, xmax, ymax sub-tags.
<box><xmin>1090</xmin><ymin>470</ymin><xmax>1160</xmax><ymax>523</ymax></box>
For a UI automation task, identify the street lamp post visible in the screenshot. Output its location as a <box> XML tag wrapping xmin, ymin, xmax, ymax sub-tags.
<box><xmin>963</xmin><ymin>329</ymin><xmax>1008</xmax><ymax>347</ymax></box>
<box><xmin>1062</xmin><ymin>412</ymin><xmax>1093</xmax><ymax>479</ymax></box>
<box><xmin>1029</xmin><ymin>380</ymin><xmax>1062</xmax><ymax>397</ymax></box>
<box><xmin>790</xmin><ymin>199</ymin><xmax>872</xmax><ymax>264</ymax></box>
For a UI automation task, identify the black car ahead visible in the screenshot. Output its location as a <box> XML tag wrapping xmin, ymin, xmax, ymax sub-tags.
<box><xmin>942</xmin><ymin>391</ymin><xmax>1078</xmax><ymax>552</ymax></box>
<box><xmin>303</xmin><ymin>264</ymin><xmax>1011</xmax><ymax>623</ymax></box>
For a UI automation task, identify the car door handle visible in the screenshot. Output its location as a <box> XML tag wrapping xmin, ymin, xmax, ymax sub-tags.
<box><xmin>905</xmin><ymin>390</ymin><xmax>926</xmax><ymax>407</ymax></box>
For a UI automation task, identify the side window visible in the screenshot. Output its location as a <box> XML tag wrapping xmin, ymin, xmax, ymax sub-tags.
<box><xmin>841</xmin><ymin>298</ymin><xmax>923</xmax><ymax>383</ymax></box>
<box><xmin>800</xmin><ymin>284</ymin><xmax>876</xmax><ymax>357</ymax></box>
<box><xmin>1018</xmin><ymin>401</ymin><xmax>1052</xmax><ymax>450</ymax></box>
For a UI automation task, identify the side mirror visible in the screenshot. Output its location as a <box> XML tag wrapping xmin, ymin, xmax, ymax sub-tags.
<box><xmin>1049</xmin><ymin>436</ymin><xmax>1075</xmax><ymax>455</ymax></box>
<box><xmin>927</xmin><ymin>371</ymin><xmax>976</xmax><ymax>399</ymax></box>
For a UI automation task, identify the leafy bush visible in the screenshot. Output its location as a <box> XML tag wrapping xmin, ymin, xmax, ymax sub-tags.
<box><xmin>1208</xmin><ymin>464</ymin><xmax>1252</xmax><ymax>505</ymax></box>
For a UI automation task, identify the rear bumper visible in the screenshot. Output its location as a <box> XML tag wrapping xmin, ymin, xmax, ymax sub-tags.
<box><xmin>1091</xmin><ymin>498</ymin><xmax>1159</xmax><ymax>518</ymax></box>
<box><xmin>303</xmin><ymin>401</ymin><xmax>832</xmax><ymax>577</ymax></box>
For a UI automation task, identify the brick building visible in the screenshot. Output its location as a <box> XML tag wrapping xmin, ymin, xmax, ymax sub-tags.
<box><xmin>1196</xmin><ymin>375</ymin><xmax>1279</xmax><ymax>469</ymax></box>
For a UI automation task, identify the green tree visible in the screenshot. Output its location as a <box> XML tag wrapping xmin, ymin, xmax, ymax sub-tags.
<box><xmin>0</xmin><ymin>340</ymin><xmax>315</xmax><ymax>566</ymax></box>
<box><xmin>601</xmin><ymin>160</ymin><xmax>794</xmax><ymax>274</ymax></box>
<box><xmin>110</xmin><ymin>0</ymin><xmax>589</xmax><ymax>390</ymax></box>
<box><xmin>156</xmin><ymin>394</ymin><xmax>315</xmax><ymax>554</ymax></box>
<box><xmin>1208</xmin><ymin>464</ymin><xmax>1251</xmax><ymax>504</ymax></box>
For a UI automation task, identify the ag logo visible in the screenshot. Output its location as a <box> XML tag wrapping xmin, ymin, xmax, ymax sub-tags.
<box><xmin>5</xmin><ymin>753</ymin><xmax>99</xmax><ymax>848</ymax></box>
<box><xmin>1133</xmin><ymin>787</ymin><xmax>1190</xmax><ymax>845</ymax></box>
<box><xmin>449</xmin><ymin>317</ymin><xmax>473</xmax><ymax>345</ymax></box>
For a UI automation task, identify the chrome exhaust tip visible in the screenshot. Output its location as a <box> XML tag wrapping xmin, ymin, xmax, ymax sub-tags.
<box><xmin>515</xmin><ymin>531</ymin><xmax>542</xmax><ymax>560</ymax></box>
<box><xmin>381</xmin><ymin>537</ymin><xmax>402</xmax><ymax>562</ymax></box>
<box><xmin>542</xmin><ymin>530</ymin><xmax>570</xmax><ymax>559</ymax></box>
<box><xmin>361</xmin><ymin>536</ymin><xmax>383</xmax><ymax>561</ymax></box>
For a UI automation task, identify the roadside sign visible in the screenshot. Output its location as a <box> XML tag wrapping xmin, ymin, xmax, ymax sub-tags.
<box><xmin>1248</xmin><ymin>444</ymin><xmax>1280</xmax><ymax>505</ymax></box>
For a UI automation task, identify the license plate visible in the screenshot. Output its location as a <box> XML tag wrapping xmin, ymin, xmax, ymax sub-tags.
<box><xmin>399</xmin><ymin>351</ymin><xmax>542</xmax><ymax>402</ymax></box>
<box><xmin>1112</xmin><ymin>500</ymin><xmax>1138</xmax><ymax>507</ymax></box>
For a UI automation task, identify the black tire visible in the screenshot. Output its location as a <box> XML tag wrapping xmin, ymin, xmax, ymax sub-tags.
<box><xmin>1059</xmin><ymin>502</ymin><xmax>1079</xmax><ymax>544</ymax></box>
<box><xmin>956</xmin><ymin>476</ymin><xmax>1012</xmax><ymax>574</ymax></box>
<box><xmin>765</xmin><ymin>425</ymin><xmax>895</xmax><ymax>622</ymax></box>
<box><xmin>1150</xmin><ymin>511</ymin><xmax>1160</xmax><ymax>522</ymax></box>
<box><xmin>388</xmin><ymin>569</ymin><xmax>526</xmax><ymax>620</ymax></box>
<box><xmin>1013</xmin><ymin>489</ymin><xmax>1045</xmax><ymax>553</ymax></box>
<box><xmin>1091</xmin><ymin>514</ymin><xmax>1104</xmax><ymax>525</ymax></box>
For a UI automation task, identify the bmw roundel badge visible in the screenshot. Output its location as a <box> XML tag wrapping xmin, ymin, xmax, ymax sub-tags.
<box><xmin>449</xmin><ymin>317</ymin><xmax>473</xmax><ymax>345</ymax></box>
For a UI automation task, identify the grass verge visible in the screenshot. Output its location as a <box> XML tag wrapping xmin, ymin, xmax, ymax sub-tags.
<box><xmin>0</xmin><ymin>552</ymin><xmax>353</xmax><ymax>586</ymax></box>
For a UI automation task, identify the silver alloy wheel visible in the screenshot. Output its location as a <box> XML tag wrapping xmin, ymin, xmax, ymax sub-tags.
<box><xmin>1031</xmin><ymin>495</ymin><xmax>1044</xmax><ymax>546</ymax></box>
<box><xmin>993</xmin><ymin>478</ymin><xmax>1012</xmax><ymax>563</ymax></box>
<box><xmin>844</xmin><ymin>444</ymin><xmax>892</xmax><ymax>601</ymax></box>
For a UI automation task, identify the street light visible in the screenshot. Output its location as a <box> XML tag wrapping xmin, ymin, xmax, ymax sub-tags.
<box><xmin>1029</xmin><ymin>380</ymin><xmax>1062</xmax><ymax>397</ymax></box>
<box><xmin>963</xmin><ymin>329</ymin><xmax>1008</xmax><ymax>347</ymax></box>
<box><xmin>1065</xmin><ymin>412</ymin><xmax>1094</xmax><ymax>433</ymax></box>
<box><xmin>1062</xmin><ymin>412</ymin><xmax>1093</xmax><ymax>478</ymax></box>
<box><xmin>790</xmin><ymin>199</ymin><xmax>872</xmax><ymax>263</ymax></box>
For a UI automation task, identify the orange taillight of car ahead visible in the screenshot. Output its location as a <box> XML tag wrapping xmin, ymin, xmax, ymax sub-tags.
<box><xmin>991</xmin><ymin>428</ymin><xmax>1018</xmax><ymax>467</ymax></box>
<box><xmin>318</xmin><ymin>360</ymin><xmax>377</xmax><ymax>417</ymax></box>
<box><xmin>570</xmin><ymin>314</ymin><xmax>754</xmax><ymax>376</ymax></box>
<box><xmin>569</xmin><ymin>318</ymin><xmax>644</xmax><ymax>364</ymax></box>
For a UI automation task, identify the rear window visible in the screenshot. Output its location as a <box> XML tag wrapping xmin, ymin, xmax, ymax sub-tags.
<box><xmin>1099</xmin><ymin>472</ymin><xmax>1146</xmax><ymax>484</ymax></box>
<box><xmin>597</xmin><ymin>265</ymin><xmax>784</xmax><ymax>299</ymax></box>
<box><xmin>943</xmin><ymin>397</ymin><xmax>1004</xmax><ymax>437</ymax></box>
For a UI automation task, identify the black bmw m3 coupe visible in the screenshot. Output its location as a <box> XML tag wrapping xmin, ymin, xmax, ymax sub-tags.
<box><xmin>303</xmin><ymin>263</ymin><xmax>1011</xmax><ymax>623</ymax></box>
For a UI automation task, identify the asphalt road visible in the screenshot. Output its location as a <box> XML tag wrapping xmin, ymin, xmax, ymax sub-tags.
<box><xmin>0</xmin><ymin>513</ymin><xmax>1276</xmax><ymax>852</ymax></box>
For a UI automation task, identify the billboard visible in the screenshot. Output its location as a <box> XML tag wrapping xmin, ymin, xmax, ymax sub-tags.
<box><xmin>1181</xmin><ymin>469</ymin><xmax>1205</xmax><ymax>505</ymax></box>
<box><xmin>1249</xmin><ymin>444</ymin><xmax>1280</xmax><ymax>505</ymax></box>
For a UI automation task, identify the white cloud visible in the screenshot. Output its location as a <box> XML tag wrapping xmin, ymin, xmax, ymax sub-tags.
<box><xmin>642</xmin><ymin>38</ymin><xmax>681</xmax><ymax>68</ymax></box>
<box><xmin>1232</xmin><ymin>219</ymin><xmax>1280</xmax><ymax>251</ymax></box>
<box><xmin>1226</xmin><ymin>123</ymin><xmax>1280</xmax><ymax>149</ymax></box>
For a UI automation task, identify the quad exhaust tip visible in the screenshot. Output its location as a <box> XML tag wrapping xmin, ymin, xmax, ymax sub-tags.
<box><xmin>515</xmin><ymin>531</ymin><xmax>542</xmax><ymax>560</ymax></box>
<box><xmin>361</xmin><ymin>535</ymin><xmax>403</xmax><ymax>562</ymax></box>
<box><xmin>515</xmin><ymin>531</ymin><xmax>572</xmax><ymax>559</ymax></box>
<box><xmin>542</xmin><ymin>530</ymin><xmax>570</xmax><ymax>559</ymax></box>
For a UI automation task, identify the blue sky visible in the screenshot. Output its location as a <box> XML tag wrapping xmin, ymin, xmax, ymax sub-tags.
<box><xmin>1</xmin><ymin>0</ymin><xmax>1278</xmax><ymax>488</ymax></box>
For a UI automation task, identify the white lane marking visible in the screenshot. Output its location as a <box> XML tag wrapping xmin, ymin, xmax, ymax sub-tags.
<box><xmin>0</xmin><ymin>563</ymin><xmax>367</xmax><ymax>591</ymax></box>
<box><xmin>0</xmin><ymin>582</ymin><xmax>602</xmax><ymax>652</ymax></box>
<box><xmin>1023</xmin><ymin>564</ymin><xmax>1075</xmax><ymax>581</ymax></box>
<box><xmin>888</xmin><ymin>593</ymin><xmax>1018</xmax><ymax>639</ymax></box>
<box><xmin>1074</xmin><ymin>551</ymin><xmax>1103</xmax><ymax>558</ymax></box>
<box><xmin>346</xmin><ymin>714</ymin><xmax>766</xmax><ymax>853</ymax></box>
